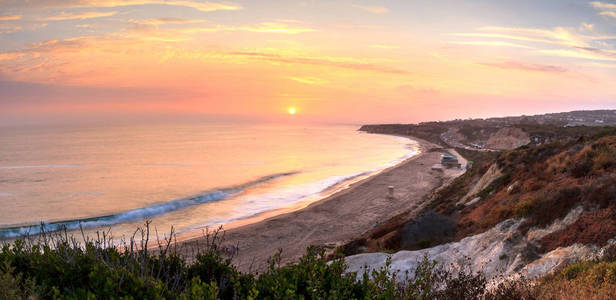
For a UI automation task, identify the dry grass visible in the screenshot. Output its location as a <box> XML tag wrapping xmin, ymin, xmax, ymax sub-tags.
<box><xmin>533</xmin><ymin>253</ymin><xmax>616</xmax><ymax>300</ymax></box>
<box><xmin>455</xmin><ymin>133</ymin><xmax>616</xmax><ymax>245</ymax></box>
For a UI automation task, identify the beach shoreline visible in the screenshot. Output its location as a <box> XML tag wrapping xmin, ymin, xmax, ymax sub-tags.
<box><xmin>174</xmin><ymin>133</ymin><xmax>421</xmax><ymax>240</ymax></box>
<box><xmin>179</xmin><ymin>134</ymin><xmax>467</xmax><ymax>272</ymax></box>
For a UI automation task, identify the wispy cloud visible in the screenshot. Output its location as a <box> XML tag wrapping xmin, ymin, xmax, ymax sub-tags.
<box><xmin>580</xmin><ymin>22</ymin><xmax>594</xmax><ymax>32</ymax></box>
<box><xmin>472</xmin><ymin>26</ymin><xmax>616</xmax><ymax>45</ymax></box>
<box><xmin>591</xmin><ymin>2</ymin><xmax>616</xmax><ymax>19</ymax></box>
<box><xmin>600</xmin><ymin>11</ymin><xmax>616</xmax><ymax>18</ymax></box>
<box><xmin>0</xmin><ymin>36</ymin><xmax>137</xmax><ymax>82</ymax></box>
<box><xmin>1</xmin><ymin>0</ymin><xmax>242</xmax><ymax>12</ymax></box>
<box><xmin>395</xmin><ymin>84</ymin><xmax>439</xmax><ymax>96</ymax></box>
<box><xmin>0</xmin><ymin>52</ymin><xmax>25</xmax><ymax>61</ymax></box>
<box><xmin>22</xmin><ymin>39</ymin><xmax>86</xmax><ymax>54</ymax></box>
<box><xmin>451</xmin><ymin>32</ymin><xmax>555</xmax><ymax>44</ymax></box>
<box><xmin>0</xmin><ymin>22</ymin><xmax>48</xmax><ymax>35</ymax></box>
<box><xmin>286</xmin><ymin>76</ymin><xmax>328</xmax><ymax>85</ymax></box>
<box><xmin>0</xmin><ymin>15</ymin><xmax>21</xmax><ymax>21</ymax></box>
<box><xmin>450</xmin><ymin>41</ymin><xmax>534</xmax><ymax>48</ymax></box>
<box><xmin>41</xmin><ymin>11</ymin><xmax>117</xmax><ymax>21</ymax></box>
<box><xmin>0</xmin><ymin>23</ymin><xmax>23</xmax><ymax>34</ymax></box>
<box><xmin>135</xmin><ymin>18</ymin><xmax>206</xmax><ymax>25</ymax></box>
<box><xmin>538</xmin><ymin>49</ymin><xmax>616</xmax><ymax>61</ymax></box>
<box><xmin>228</xmin><ymin>51</ymin><xmax>407</xmax><ymax>74</ymax></box>
<box><xmin>0</xmin><ymin>34</ymin><xmax>406</xmax><ymax>85</ymax></box>
<box><xmin>590</xmin><ymin>1</ymin><xmax>616</xmax><ymax>10</ymax></box>
<box><xmin>452</xmin><ymin>25</ymin><xmax>616</xmax><ymax>62</ymax></box>
<box><xmin>370</xmin><ymin>44</ymin><xmax>399</xmax><ymax>49</ymax></box>
<box><xmin>480</xmin><ymin>61</ymin><xmax>567</xmax><ymax>73</ymax></box>
<box><xmin>183</xmin><ymin>22</ymin><xmax>315</xmax><ymax>34</ymax></box>
<box><xmin>116</xmin><ymin>20</ymin><xmax>314</xmax><ymax>44</ymax></box>
<box><xmin>352</xmin><ymin>5</ymin><xmax>389</xmax><ymax>14</ymax></box>
<box><xmin>476</xmin><ymin>26</ymin><xmax>591</xmax><ymax>47</ymax></box>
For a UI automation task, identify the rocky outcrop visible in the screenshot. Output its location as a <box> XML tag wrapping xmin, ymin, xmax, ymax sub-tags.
<box><xmin>344</xmin><ymin>206</ymin><xmax>607</xmax><ymax>281</ymax></box>
<box><xmin>485</xmin><ymin>127</ymin><xmax>530</xmax><ymax>150</ymax></box>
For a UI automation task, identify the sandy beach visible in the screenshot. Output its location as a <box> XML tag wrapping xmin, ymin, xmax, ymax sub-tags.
<box><xmin>180</xmin><ymin>135</ymin><xmax>466</xmax><ymax>272</ymax></box>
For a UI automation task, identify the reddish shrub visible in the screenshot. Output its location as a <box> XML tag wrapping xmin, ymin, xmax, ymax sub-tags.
<box><xmin>539</xmin><ymin>207</ymin><xmax>616</xmax><ymax>253</ymax></box>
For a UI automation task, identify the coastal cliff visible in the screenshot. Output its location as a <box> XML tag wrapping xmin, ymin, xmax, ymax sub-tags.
<box><xmin>347</xmin><ymin>124</ymin><xmax>616</xmax><ymax>291</ymax></box>
<box><xmin>361</xmin><ymin>110</ymin><xmax>616</xmax><ymax>152</ymax></box>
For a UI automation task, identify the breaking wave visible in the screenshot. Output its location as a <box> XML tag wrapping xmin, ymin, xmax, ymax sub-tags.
<box><xmin>0</xmin><ymin>172</ymin><xmax>296</xmax><ymax>238</ymax></box>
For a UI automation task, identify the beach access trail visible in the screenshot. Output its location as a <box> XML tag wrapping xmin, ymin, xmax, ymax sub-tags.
<box><xmin>180</xmin><ymin>136</ymin><xmax>466</xmax><ymax>272</ymax></box>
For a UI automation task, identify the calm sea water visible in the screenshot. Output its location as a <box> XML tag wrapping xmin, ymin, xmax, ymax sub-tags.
<box><xmin>0</xmin><ymin>121</ymin><xmax>417</xmax><ymax>240</ymax></box>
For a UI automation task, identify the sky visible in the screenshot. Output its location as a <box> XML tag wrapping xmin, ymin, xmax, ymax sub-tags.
<box><xmin>1</xmin><ymin>0</ymin><xmax>616</xmax><ymax>124</ymax></box>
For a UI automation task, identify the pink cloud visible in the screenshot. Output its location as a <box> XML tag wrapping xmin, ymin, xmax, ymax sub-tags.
<box><xmin>480</xmin><ymin>61</ymin><xmax>568</xmax><ymax>73</ymax></box>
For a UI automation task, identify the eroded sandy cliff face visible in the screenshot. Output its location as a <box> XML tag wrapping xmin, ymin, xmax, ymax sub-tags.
<box><xmin>457</xmin><ymin>163</ymin><xmax>502</xmax><ymax>205</ymax></box>
<box><xmin>345</xmin><ymin>206</ymin><xmax>613</xmax><ymax>282</ymax></box>
<box><xmin>344</xmin><ymin>129</ymin><xmax>616</xmax><ymax>284</ymax></box>
<box><xmin>485</xmin><ymin>127</ymin><xmax>530</xmax><ymax>150</ymax></box>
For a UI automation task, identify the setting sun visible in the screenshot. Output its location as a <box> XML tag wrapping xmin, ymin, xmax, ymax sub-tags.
<box><xmin>2</xmin><ymin>1</ymin><xmax>616</xmax><ymax>296</ymax></box>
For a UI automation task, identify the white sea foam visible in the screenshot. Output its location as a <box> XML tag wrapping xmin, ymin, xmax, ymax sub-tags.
<box><xmin>182</xmin><ymin>143</ymin><xmax>420</xmax><ymax>233</ymax></box>
<box><xmin>1</xmin><ymin>124</ymin><xmax>417</xmax><ymax>240</ymax></box>
<box><xmin>180</xmin><ymin>171</ymin><xmax>370</xmax><ymax>232</ymax></box>
<box><xmin>0</xmin><ymin>172</ymin><xmax>295</xmax><ymax>238</ymax></box>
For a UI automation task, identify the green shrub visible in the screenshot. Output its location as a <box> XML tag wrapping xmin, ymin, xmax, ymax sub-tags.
<box><xmin>0</xmin><ymin>261</ymin><xmax>38</xmax><ymax>300</ymax></box>
<box><xmin>0</xmin><ymin>224</ymin><xmax>564</xmax><ymax>299</ymax></box>
<box><xmin>514</xmin><ymin>193</ymin><xmax>543</xmax><ymax>218</ymax></box>
<box><xmin>180</xmin><ymin>277</ymin><xmax>219</xmax><ymax>300</ymax></box>
<box><xmin>562</xmin><ymin>262</ymin><xmax>591</xmax><ymax>280</ymax></box>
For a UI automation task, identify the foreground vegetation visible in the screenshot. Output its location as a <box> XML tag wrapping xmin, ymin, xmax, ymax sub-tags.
<box><xmin>531</xmin><ymin>244</ymin><xmax>616</xmax><ymax>300</ymax></box>
<box><xmin>4</xmin><ymin>125</ymin><xmax>616</xmax><ymax>299</ymax></box>
<box><xmin>0</xmin><ymin>224</ymin><xmax>537</xmax><ymax>299</ymax></box>
<box><xmin>3</xmin><ymin>224</ymin><xmax>615</xmax><ymax>299</ymax></box>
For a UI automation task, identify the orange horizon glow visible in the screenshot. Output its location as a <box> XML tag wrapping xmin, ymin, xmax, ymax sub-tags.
<box><xmin>1</xmin><ymin>1</ymin><xmax>615</xmax><ymax>124</ymax></box>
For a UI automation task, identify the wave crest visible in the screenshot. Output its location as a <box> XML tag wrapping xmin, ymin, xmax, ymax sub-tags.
<box><xmin>0</xmin><ymin>172</ymin><xmax>296</xmax><ymax>239</ymax></box>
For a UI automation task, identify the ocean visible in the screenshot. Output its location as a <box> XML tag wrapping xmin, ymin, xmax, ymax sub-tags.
<box><xmin>0</xmin><ymin>121</ymin><xmax>418</xmax><ymax>240</ymax></box>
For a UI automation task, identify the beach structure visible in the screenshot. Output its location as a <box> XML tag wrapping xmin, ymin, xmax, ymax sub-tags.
<box><xmin>388</xmin><ymin>186</ymin><xmax>394</xmax><ymax>199</ymax></box>
<box><xmin>441</xmin><ymin>153</ymin><xmax>461</xmax><ymax>169</ymax></box>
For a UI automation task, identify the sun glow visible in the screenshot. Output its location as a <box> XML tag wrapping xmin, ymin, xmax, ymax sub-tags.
<box><xmin>288</xmin><ymin>107</ymin><xmax>296</xmax><ymax>115</ymax></box>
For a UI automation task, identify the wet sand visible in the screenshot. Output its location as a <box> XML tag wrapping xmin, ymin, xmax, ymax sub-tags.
<box><xmin>180</xmin><ymin>135</ymin><xmax>466</xmax><ymax>272</ymax></box>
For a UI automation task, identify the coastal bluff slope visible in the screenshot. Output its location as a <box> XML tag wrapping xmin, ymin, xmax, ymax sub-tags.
<box><xmin>345</xmin><ymin>125</ymin><xmax>616</xmax><ymax>284</ymax></box>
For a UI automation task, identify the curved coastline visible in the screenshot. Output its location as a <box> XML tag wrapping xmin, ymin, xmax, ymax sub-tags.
<box><xmin>0</xmin><ymin>132</ymin><xmax>417</xmax><ymax>240</ymax></box>
<box><xmin>178</xmin><ymin>134</ymin><xmax>460</xmax><ymax>272</ymax></box>
<box><xmin>174</xmin><ymin>134</ymin><xmax>422</xmax><ymax>240</ymax></box>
